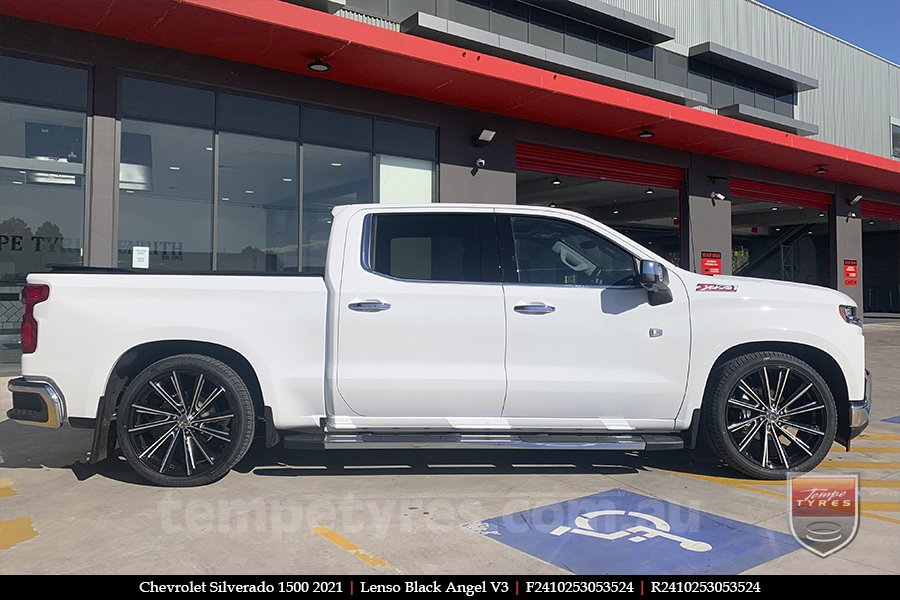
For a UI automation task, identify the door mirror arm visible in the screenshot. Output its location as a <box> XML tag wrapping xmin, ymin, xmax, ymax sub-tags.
<box><xmin>639</xmin><ymin>260</ymin><xmax>673</xmax><ymax>306</ymax></box>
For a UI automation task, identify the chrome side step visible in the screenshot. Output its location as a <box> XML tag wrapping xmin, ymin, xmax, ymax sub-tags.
<box><xmin>282</xmin><ymin>432</ymin><xmax>684</xmax><ymax>451</ymax></box>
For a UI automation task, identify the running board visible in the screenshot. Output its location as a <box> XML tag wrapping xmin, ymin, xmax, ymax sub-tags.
<box><xmin>282</xmin><ymin>432</ymin><xmax>683</xmax><ymax>451</ymax></box>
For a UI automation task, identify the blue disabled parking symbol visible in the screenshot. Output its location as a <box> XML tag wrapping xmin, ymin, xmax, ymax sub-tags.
<box><xmin>472</xmin><ymin>489</ymin><xmax>798</xmax><ymax>575</ymax></box>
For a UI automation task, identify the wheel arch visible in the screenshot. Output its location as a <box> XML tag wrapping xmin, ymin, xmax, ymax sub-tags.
<box><xmin>702</xmin><ymin>341</ymin><xmax>850</xmax><ymax>448</ymax></box>
<box><xmin>90</xmin><ymin>340</ymin><xmax>267</xmax><ymax>463</ymax></box>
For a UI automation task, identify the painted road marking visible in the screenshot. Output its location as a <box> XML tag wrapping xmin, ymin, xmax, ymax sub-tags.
<box><xmin>881</xmin><ymin>416</ymin><xmax>900</xmax><ymax>425</ymax></box>
<box><xmin>0</xmin><ymin>478</ymin><xmax>16</xmax><ymax>500</ymax></box>
<box><xmin>0</xmin><ymin>517</ymin><xmax>37</xmax><ymax>551</ymax></box>
<box><xmin>312</xmin><ymin>526</ymin><xmax>400</xmax><ymax>572</ymax></box>
<box><xmin>471</xmin><ymin>489</ymin><xmax>797</xmax><ymax>575</ymax></box>
<box><xmin>859</xmin><ymin>432</ymin><xmax>900</xmax><ymax>441</ymax></box>
<box><xmin>819</xmin><ymin>461</ymin><xmax>900</xmax><ymax>469</ymax></box>
<box><xmin>829</xmin><ymin>447</ymin><xmax>900</xmax><ymax>454</ymax></box>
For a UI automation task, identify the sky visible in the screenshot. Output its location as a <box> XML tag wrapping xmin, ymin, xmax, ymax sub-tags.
<box><xmin>761</xmin><ymin>0</ymin><xmax>900</xmax><ymax>64</ymax></box>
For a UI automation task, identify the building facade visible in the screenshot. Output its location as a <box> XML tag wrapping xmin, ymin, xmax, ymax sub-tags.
<box><xmin>1</xmin><ymin>0</ymin><xmax>899</xmax><ymax>366</ymax></box>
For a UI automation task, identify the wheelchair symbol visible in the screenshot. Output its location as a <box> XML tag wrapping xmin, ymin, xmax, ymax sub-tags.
<box><xmin>550</xmin><ymin>509</ymin><xmax>712</xmax><ymax>552</ymax></box>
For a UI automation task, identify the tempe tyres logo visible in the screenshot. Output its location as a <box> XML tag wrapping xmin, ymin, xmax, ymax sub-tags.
<box><xmin>789</xmin><ymin>475</ymin><xmax>859</xmax><ymax>557</ymax></box>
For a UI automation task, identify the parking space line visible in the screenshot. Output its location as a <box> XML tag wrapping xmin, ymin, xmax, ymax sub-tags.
<box><xmin>819</xmin><ymin>461</ymin><xmax>900</xmax><ymax>469</ymax></box>
<box><xmin>859</xmin><ymin>501</ymin><xmax>900</xmax><ymax>512</ymax></box>
<box><xmin>0</xmin><ymin>478</ymin><xmax>16</xmax><ymax>500</ymax></box>
<box><xmin>829</xmin><ymin>447</ymin><xmax>900</xmax><ymax>454</ymax></box>
<box><xmin>0</xmin><ymin>517</ymin><xmax>37</xmax><ymax>551</ymax></box>
<box><xmin>312</xmin><ymin>526</ymin><xmax>401</xmax><ymax>572</ymax></box>
<box><xmin>858</xmin><ymin>432</ymin><xmax>900</xmax><ymax>441</ymax></box>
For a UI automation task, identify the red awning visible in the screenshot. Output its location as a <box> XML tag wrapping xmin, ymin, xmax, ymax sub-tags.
<box><xmin>2</xmin><ymin>0</ymin><xmax>900</xmax><ymax>196</ymax></box>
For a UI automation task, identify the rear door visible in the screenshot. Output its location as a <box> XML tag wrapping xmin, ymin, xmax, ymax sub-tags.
<box><xmin>334</xmin><ymin>209</ymin><xmax>507</xmax><ymax>420</ymax></box>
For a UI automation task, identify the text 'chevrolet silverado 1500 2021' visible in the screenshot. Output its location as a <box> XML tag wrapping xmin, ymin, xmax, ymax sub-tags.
<box><xmin>7</xmin><ymin>204</ymin><xmax>871</xmax><ymax>486</ymax></box>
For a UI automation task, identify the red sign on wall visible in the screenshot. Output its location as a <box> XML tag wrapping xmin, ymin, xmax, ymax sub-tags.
<box><xmin>701</xmin><ymin>251</ymin><xmax>722</xmax><ymax>275</ymax></box>
<box><xmin>844</xmin><ymin>259</ymin><xmax>858</xmax><ymax>287</ymax></box>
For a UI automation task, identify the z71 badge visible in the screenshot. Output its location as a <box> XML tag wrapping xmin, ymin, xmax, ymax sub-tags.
<box><xmin>696</xmin><ymin>283</ymin><xmax>738</xmax><ymax>293</ymax></box>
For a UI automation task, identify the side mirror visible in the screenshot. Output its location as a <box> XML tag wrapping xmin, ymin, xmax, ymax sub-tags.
<box><xmin>640</xmin><ymin>260</ymin><xmax>673</xmax><ymax>306</ymax></box>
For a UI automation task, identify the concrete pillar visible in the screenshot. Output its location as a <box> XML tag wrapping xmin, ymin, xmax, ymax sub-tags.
<box><xmin>830</xmin><ymin>188</ymin><xmax>863</xmax><ymax>306</ymax></box>
<box><xmin>85</xmin><ymin>64</ymin><xmax>118</xmax><ymax>267</ymax></box>
<box><xmin>438</xmin><ymin>109</ymin><xmax>516</xmax><ymax>204</ymax></box>
<box><xmin>684</xmin><ymin>158</ymin><xmax>733</xmax><ymax>274</ymax></box>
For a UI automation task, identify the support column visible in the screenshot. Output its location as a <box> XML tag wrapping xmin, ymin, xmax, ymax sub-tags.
<box><xmin>438</xmin><ymin>109</ymin><xmax>516</xmax><ymax>204</ymax></box>
<box><xmin>85</xmin><ymin>64</ymin><xmax>118</xmax><ymax>267</ymax></box>
<box><xmin>684</xmin><ymin>158</ymin><xmax>732</xmax><ymax>274</ymax></box>
<box><xmin>830</xmin><ymin>188</ymin><xmax>863</xmax><ymax>307</ymax></box>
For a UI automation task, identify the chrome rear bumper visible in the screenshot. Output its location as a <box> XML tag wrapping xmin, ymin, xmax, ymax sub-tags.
<box><xmin>848</xmin><ymin>369</ymin><xmax>872</xmax><ymax>437</ymax></box>
<box><xmin>6</xmin><ymin>377</ymin><xmax>67</xmax><ymax>428</ymax></box>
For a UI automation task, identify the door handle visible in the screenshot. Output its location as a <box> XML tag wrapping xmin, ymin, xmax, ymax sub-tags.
<box><xmin>348</xmin><ymin>300</ymin><xmax>391</xmax><ymax>313</ymax></box>
<box><xmin>514</xmin><ymin>303</ymin><xmax>556</xmax><ymax>315</ymax></box>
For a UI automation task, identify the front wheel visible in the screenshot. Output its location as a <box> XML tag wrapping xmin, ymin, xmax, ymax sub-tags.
<box><xmin>705</xmin><ymin>351</ymin><xmax>836</xmax><ymax>480</ymax></box>
<box><xmin>116</xmin><ymin>354</ymin><xmax>255</xmax><ymax>487</ymax></box>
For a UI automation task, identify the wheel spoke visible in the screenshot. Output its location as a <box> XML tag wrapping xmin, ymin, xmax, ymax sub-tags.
<box><xmin>782</xmin><ymin>420</ymin><xmax>825</xmax><ymax>436</ymax></box>
<box><xmin>183</xmin><ymin>430</ymin><xmax>194</xmax><ymax>476</ymax></box>
<box><xmin>737</xmin><ymin>379</ymin><xmax>767</xmax><ymax>408</ymax></box>
<box><xmin>189</xmin><ymin>373</ymin><xmax>205</xmax><ymax>416</ymax></box>
<box><xmin>188</xmin><ymin>430</ymin><xmax>215</xmax><ymax>465</ymax></box>
<box><xmin>773</xmin><ymin>428</ymin><xmax>791</xmax><ymax>469</ymax></box>
<box><xmin>150</xmin><ymin>381</ymin><xmax>182</xmax><ymax>413</ymax></box>
<box><xmin>728</xmin><ymin>414</ymin><xmax>763</xmax><ymax>432</ymax></box>
<box><xmin>138</xmin><ymin>425</ymin><xmax>178</xmax><ymax>459</ymax></box>
<box><xmin>133</xmin><ymin>404</ymin><xmax>178</xmax><ymax>418</ymax></box>
<box><xmin>191</xmin><ymin>424</ymin><xmax>231</xmax><ymax>442</ymax></box>
<box><xmin>193</xmin><ymin>387</ymin><xmax>225</xmax><ymax>416</ymax></box>
<box><xmin>779</xmin><ymin>383</ymin><xmax>814</xmax><ymax>412</ymax></box>
<box><xmin>781</xmin><ymin>402</ymin><xmax>824</xmax><ymax>418</ymax></box>
<box><xmin>171</xmin><ymin>372</ymin><xmax>187</xmax><ymax>411</ymax></box>
<box><xmin>761</xmin><ymin>368</ymin><xmax>773</xmax><ymax>406</ymax></box>
<box><xmin>191</xmin><ymin>413</ymin><xmax>234</xmax><ymax>425</ymax></box>
<box><xmin>773</xmin><ymin>368</ymin><xmax>791</xmax><ymax>408</ymax></box>
<box><xmin>728</xmin><ymin>398</ymin><xmax>766</xmax><ymax>412</ymax></box>
<box><xmin>775</xmin><ymin>423</ymin><xmax>814</xmax><ymax>456</ymax></box>
<box><xmin>127</xmin><ymin>417</ymin><xmax>174</xmax><ymax>433</ymax></box>
<box><xmin>761</xmin><ymin>423</ymin><xmax>771</xmax><ymax>467</ymax></box>
<box><xmin>737</xmin><ymin>419</ymin><xmax>765</xmax><ymax>452</ymax></box>
<box><xmin>158</xmin><ymin>430</ymin><xmax>180</xmax><ymax>473</ymax></box>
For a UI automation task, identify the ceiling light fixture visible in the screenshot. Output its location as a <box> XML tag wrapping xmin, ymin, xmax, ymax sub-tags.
<box><xmin>330</xmin><ymin>162</ymin><xmax>342</xmax><ymax>167</ymax></box>
<box><xmin>612</xmin><ymin>208</ymin><xmax>619</xmax><ymax>214</ymax></box>
<box><xmin>775</xmin><ymin>227</ymin><xmax>781</xmax><ymax>231</ymax></box>
<box><xmin>12</xmin><ymin>180</ymin><xmax>23</xmax><ymax>185</ymax></box>
<box><xmin>221</xmin><ymin>197</ymin><xmax>230</xmax><ymax>201</ymax></box>
<box><xmin>771</xmin><ymin>206</ymin><xmax>779</xmax><ymax>211</ymax></box>
<box><xmin>637</xmin><ymin>129</ymin><xmax>655</xmax><ymax>139</ymax></box>
<box><xmin>815</xmin><ymin>166</ymin><xmax>828</xmax><ymax>174</ymax></box>
<box><xmin>868</xmin><ymin>220</ymin><xmax>875</xmax><ymax>225</ymax></box>
<box><xmin>168</xmin><ymin>165</ymin><xmax>181</xmax><ymax>171</ymax></box>
<box><xmin>205</xmin><ymin>147</ymin><xmax>213</xmax><ymax>152</ymax></box>
<box><xmin>245</xmin><ymin>190</ymin><xmax>254</xmax><ymax>194</ymax></box>
<box><xmin>125</xmin><ymin>190</ymin><xmax>135</xmax><ymax>194</ymax></box>
<box><xmin>307</xmin><ymin>58</ymin><xmax>332</xmax><ymax>73</ymax></box>
<box><xmin>818</xmin><ymin>211</ymin><xmax>826</xmax><ymax>217</ymax></box>
<box><xmin>551</xmin><ymin>177</ymin><xmax>561</xmax><ymax>186</ymax></box>
<box><xmin>645</xmin><ymin>186</ymin><xmax>654</xmax><ymax>195</ymax></box>
<box><xmin>283</xmin><ymin>177</ymin><xmax>293</xmax><ymax>182</ymax></box>
<box><xmin>549</xmin><ymin>203</ymin><xmax>557</xmax><ymax>208</ymax></box>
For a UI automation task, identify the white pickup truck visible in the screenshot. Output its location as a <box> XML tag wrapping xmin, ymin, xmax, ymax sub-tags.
<box><xmin>8</xmin><ymin>204</ymin><xmax>870</xmax><ymax>486</ymax></box>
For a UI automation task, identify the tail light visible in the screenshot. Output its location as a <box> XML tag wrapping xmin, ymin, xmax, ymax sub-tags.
<box><xmin>21</xmin><ymin>284</ymin><xmax>50</xmax><ymax>354</ymax></box>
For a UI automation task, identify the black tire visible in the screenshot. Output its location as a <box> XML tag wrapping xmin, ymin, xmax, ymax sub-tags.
<box><xmin>116</xmin><ymin>354</ymin><xmax>255</xmax><ymax>487</ymax></box>
<box><xmin>704</xmin><ymin>351</ymin><xmax>836</xmax><ymax>480</ymax></box>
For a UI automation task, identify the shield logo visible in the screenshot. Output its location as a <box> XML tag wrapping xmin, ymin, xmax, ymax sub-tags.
<box><xmin>789</xmin><ymin>474</ymin><xmax>859</xmax><ymax>557</ymax></box>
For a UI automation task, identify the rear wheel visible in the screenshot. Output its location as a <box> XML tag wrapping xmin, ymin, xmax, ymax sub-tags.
<box><xmin>705</xmin><ymin>351</ymin><xmax>836</xmax><ymax>480</ymax></box>
<box><xmin>116</xmin><ymin>354</ymin><xmax>255</xmax><ymax>487</ymax></box>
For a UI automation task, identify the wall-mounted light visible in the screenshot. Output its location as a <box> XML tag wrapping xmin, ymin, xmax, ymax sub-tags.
<box><xmin>551</xmin><ymin>177</ymin><xmax>561</xmax><ymax>186</ymax></box>
<box><xmin>815</xmin><ymin>166</ymin><xmax>828</xmax><ymax>174</ymax></box>
<box><xmin>307</xmin><ymin>58</ymin><xmax>332</xmax><ymax>72</ymax></box>
<box><xmin>612</xmin><ymin>208</ymin><xmax>619</xmax><ymax>214</ymax></box>
<box><xmin>771</xmin><ymin>206</ymin><xmax>779</xmax><ymax>211</ymax></box>
<box><xmin>473</xmin><ymin>129</ymin><xmax>496</xmax><ymax>147</ymax></box>
<box><xmin>644</xmin><ymin>186</ymin><xmax>654</xmax><ymax>195</ymax></box>
<box><xmin>637</xmin><ymin>130</ymin><xmax>655</xmax><ymax>139</ymax></box>
<box><xmin>709</xmin><ymin>191</ymin><xmax>725</xmax><ymax>206</ymax></box>
<box><xmin>818</xmin><ymin>211</ymin><xmax>826</xmax><ymax>217</ymax></box>
<box><xmin>549</xmin><ymin>203</ymin><xmax>557</xmax><ymax>208</ymax></box>
<box><xmin>848</xmin><ymin>194</ymin><xmax>863</xmax><ymax>206</ymax></box>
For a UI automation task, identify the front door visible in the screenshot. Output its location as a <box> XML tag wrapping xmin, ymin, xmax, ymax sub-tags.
<box><xmin>498</xmin><ymin>213</ymin><xmax>690</xmax><ymax>428</ymax></box>
<box><xmin>335</xmin><ymin>210</ymin><xmax>507</xmax><ymax>420</ymax></box>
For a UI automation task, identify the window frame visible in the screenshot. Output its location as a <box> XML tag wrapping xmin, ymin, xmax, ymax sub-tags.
<box><xmin>496</xmin><ymin>213</ymin><xmax>641</xmax><ymax>289</ymax></box>
<box><xmin>891</xmin><ymin>118</ymin><xmax>900</xmax><ymax>159</ymax></box>
<box><xmin>361</xmin><ymin>211</ymin><xmax>502</xmax><ymax>285</ymax></box>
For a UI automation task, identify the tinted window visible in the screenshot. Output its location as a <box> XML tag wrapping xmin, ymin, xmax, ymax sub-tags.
<box><xmin>893</xmin><ymin>123</ymin><xmax>900</xmax><ymax>159</ymax></box>
<box><xmin>370</xmin><ymin>213</ymin><xmax>499</xmax><ymax>282</ymax></box>
<box><xmin>121</xmin><ymin>77</ymin><xmax>215</xmax><ymax>127</ymax></box>
<box><xmin>302</xmin><ymin>107</ymin><xmax>373</xmax><ymax>151</ymax></box>
<box><xmin>217</xmin><ymin>93</ymin><xmax>300</xmax><ymax>139</ymax></box>
<box><xmin>375</xmin><ymin>120</ymin><xmax>436</xmax><ymax>160</ymax></box>
<box><xmin>0</xmin><ymin>54</ymin><xmax>88</xmax><ymax>110</ymax></box>
<box><xmin>509</xmin><ymin>216</ymin><xmax>637</xmax><ymax>286</ymax></box>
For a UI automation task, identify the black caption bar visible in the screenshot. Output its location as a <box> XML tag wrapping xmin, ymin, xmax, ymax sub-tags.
<box><xmin>0</xmin><ymin>575</ymin><xmax>887</xmax><ymax>594</ymax></box>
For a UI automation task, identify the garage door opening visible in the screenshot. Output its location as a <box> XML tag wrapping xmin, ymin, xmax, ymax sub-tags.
<box><xmin>515</xmin><ymin>143</ymin><xmax>684</xmax><ymax>267</ymax></box>
<box><xmin>862</xmin><ymin>200</ymin><xmax>900</xmax><ymax>314</ymax></box>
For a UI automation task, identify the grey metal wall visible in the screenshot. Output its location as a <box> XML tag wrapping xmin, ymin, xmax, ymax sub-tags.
<box><xmin>605</xmin><ymin>0</ymin><xmax>900</xmax><ymax>158</ymax></box>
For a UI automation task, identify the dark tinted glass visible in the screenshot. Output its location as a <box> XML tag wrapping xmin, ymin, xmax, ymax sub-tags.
<box><xmin>490</xmin><ymin>1</ymin><xmax>528</xmax><ymax>41</ymax></box>
<box><xmin>388</xmin><ymin>0</ymin><xmax>436</xmax><ymax>21</ymax></box>
<box><xmin>626</xmin><ymin>40</ymin><xmax>654</xmax><ymax>77</ymax></box>
<box><xmin>528</xmin><ymin>8</ymin><xmax>565</xmax><ymax>52</ymax></box>
<box><xmin>775</xmin><ymin>88</ymin><xmax>795</xmax><ymax>117</ymax></box>
<box><xmin>755</xmin><ymin>82</ymin><xmax>775</xmax><ymax>113</ymax></box>
<box><xmin>347</xmin><ymin>0</ymin><xmax>389</xmax><ymax>16</ymax></box>
<box><xmin>655</xmin><ymin>49</ymin><xmax>687</xmax><ymax>87</ymax></box>
<box><xmin>0</xmin><ymin>54</ymin><xmax>88</xmax><ymax>110</ymax></box>
<box><xmin>564</xmin><ymin>20</ymin><xmax>597</xmax><ymax>62</ymax></box>
<box><xmin>596</xmin><ymin>29</ymin><xmax>627</xmax><ymax>70</ymax></box>
<box><xmin>509</xmin><ymin>216</ymin><xmax>637</xmax><ymax>286</ymax></box>
<box><xmin>734</xmin><ymin>75</ymin><xmax>755</xmax><ymax>106</ymax></box>
<box><xmin>892</xmin><ymin>123</ymin><xmax>900</xmax><ymax>158</ymax></box>
<box><xmin>446</xmin><ymin>0</ymin><xmax>490</xmax><ymax>29</ymax></box>
<box><xmin>302</xmin><ymin>107</ymin><xmax>373</xmax><ymax>151</ymax></box>
<box><xmin>218</xmin><ymin>94</ymin><xmax>300</xmax><ymax>139</ymax></box>
<box><xmin>710</xmin><ymin>67</ymin><xmax>734</xmax><ymax>108</ymax></box>
<box><xmin>375</xmin><ymin>120</ymin><xmax>436</xmax><ymax>160</ymax></box>
<box><xmin>371</xmin><ymin>213</ymin><xmax>499</xmax><ymax>282</ymax></box>
<box><xmin>687</xmin><ymin>59</ymin><xmax>711</xmax><ymax>97</ymax></box>
<box><xmin>121</xmin><ymin>77</ymin><xmax>215</xmax><ymax>127</ymax></box>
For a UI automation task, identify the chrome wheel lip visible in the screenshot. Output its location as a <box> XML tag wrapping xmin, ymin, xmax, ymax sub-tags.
<box><xmin>126</xmin><ymin>369</ymin><xmax>234</xmax><ymax>478</ymax></box>
<box><xmin>725</xmin><ymin>365</ymin><xmax>827</xmax><ymax>471</ymax></box>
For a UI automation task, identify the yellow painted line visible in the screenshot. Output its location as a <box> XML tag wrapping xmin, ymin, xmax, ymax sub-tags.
<box><xmin>312</xmin><ymin>526</ymin><xmax>400</xmax><ymax>572</ymax></box>
<box><xmin>858</xmin><ymin>432</ymin><xmax>900</xmax><ymax>441</ymax></box>
<box><xmin>819</xmin><ymin>461</ymin><xmax>900</xmax><ymax>469</ymax></box>
<box><xmin>861</xmin><ymin>479</ymin><xmax>900</xmax><ymax>488</ymax></box>
<box><xmin>860</xmin><ymin>501</ymin><xmax>900</xmax><ymax>513</ymax></box>
<box><xmin>0</xmin><ymin>517</ymin><xmax>37</xmax><ymax>550</ymax></box>
<box><xmin>830</xmin><ymin>447</ymin><xmax>900</xmax><ymax>454</ymax></box>
<box><xmin>0</xmin><ymin>478</ymin><xmax>16</xmax><ymax>500</ymax></box>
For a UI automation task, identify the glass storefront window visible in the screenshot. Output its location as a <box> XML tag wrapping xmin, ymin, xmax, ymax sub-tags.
<box><xmin>117</xmin><ymin>120</ymin><xmax>214</xmax><ymax>270</ymax></box>
<box><xmin>378</xmin><ymin>155</ymin><xmax>434</xmax><ymax>205</ymax></box>
<box><xmin>302</xmin><ymin>145</ymin><xmax>372</xmax><ymax>272</ymax></box>
<box><xmin>217</xmin><ymin>133</ymin><xmax>299</xmax><ymax>272</ymax></box>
